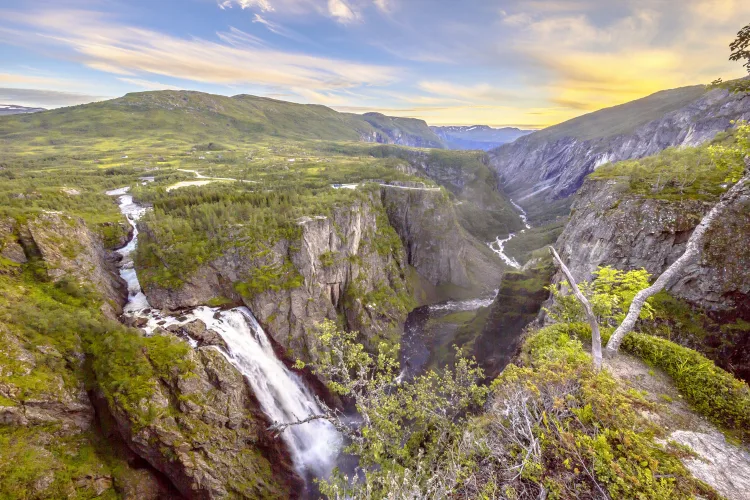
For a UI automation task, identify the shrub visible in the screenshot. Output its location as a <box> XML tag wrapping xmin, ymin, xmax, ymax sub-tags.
<box><xmin>462</xmin><ymin>326</ymin><xmax>721</xmax><ymax>500</ymax></box>
<box><xmin>622</xmin><ymin>332</ymin><xmax>750</xmax><ymax>440</ymax></box>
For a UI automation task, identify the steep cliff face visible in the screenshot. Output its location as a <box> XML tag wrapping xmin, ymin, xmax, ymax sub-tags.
<box><xmin>472</xmin><ymin>260</ymin><xmax>556</xmax><ymax>379</ymax></box>
<box><xmin>490</xmin><ymin>86</ymin><xmax>750</xmax><ymax>220</ymax></box>
<box><xmin>105</xmin><ymin>333</ymin><xmax>300</xmax><ymax>499</ymax></box>
<box><xmin>381</xmin><ymin>186</ymin><xmax>504</xmax><ymax>301</ymax></box>
<box><xmin>0</xmin><ymin>213</ymin><xmax>177</xmax><ymax>499</ymax></box>
<box><xmin>555</xmin><ymin>177</ymin><xmax>750</xmax><ymax>378</ymax></box>
<box><xmin>142</xmin><ymin>187</ymin><xmax>504</xmax><ymax>361</ymax></box>
<box><xmin>556</xmin><ymin>178</ymin><xmax>750</xmax><ymax>312</ymax></box>
<box><xmin>143</xmin><ymin>193</ymin><xmax>413</xmax><ymax>361</ymax></box>
<box><xmin>358</xmin><ymin>112</ymin><xmax>445</xmax><ymax>148</ymax></box>
<box><xmin>18</xmin><ymin>212</ymin><xmax>127</xmax><ymax>318</ymax></box>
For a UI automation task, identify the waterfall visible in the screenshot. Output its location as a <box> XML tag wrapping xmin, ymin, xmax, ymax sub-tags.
<box><xmin>107</xmin><ymin>187</ymin><xmax>342</xmax><ymax>479</ymax></box>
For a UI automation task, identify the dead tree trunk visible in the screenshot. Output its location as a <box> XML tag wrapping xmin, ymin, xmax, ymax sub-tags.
<box><xmin>605</xmin><ymin>165</ymin><xmax>750</xmax><ymax>354</ymax></box>
<box><xmin>549</xmin><ymin>246</ymin><xmax>602</xmax><ymax>370</ymax></box>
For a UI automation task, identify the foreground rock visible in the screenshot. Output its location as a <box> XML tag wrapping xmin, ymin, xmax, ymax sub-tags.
<box><xmin>107</xmin><ymin>333</ymin><xmax>300</xmax><ymax>499</ymax></box>
<box><xmin>606</xmin><ymin>354</ymin><xmax>750</xmax><ymax>500</ymax></box>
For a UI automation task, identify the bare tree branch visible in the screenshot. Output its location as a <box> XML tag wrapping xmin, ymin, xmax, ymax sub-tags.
<box><xmin>549</xmin><ymin>246</ymin><xmax>603</xmax><ymax>370</ymax></box>
<box><xmin>605</xmin><ymin>162</ymin><xmax>750</xmax><ymax>354</ymax></box>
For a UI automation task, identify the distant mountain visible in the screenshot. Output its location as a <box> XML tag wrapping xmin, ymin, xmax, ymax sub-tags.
<box><xmin>489</xmin><ymin>83</ymin><xmax>750</xmax><ymax>222</ymax></box>
<box><xmin>0</xmin><ymin>104</ymin><xmax>45</xmax><ymax>115</ymax></box>
<box><xmin>362</xmin><ymin>112</ymin><xmax>445</xmax><ymax>148</ymax></box>
<box><xmin>0</xmin><ymin>91</ymin><xmax>444</xmax><ymax>149</ymax></box>
<box><xmin>431</xmin><ymin>125</ymin><xmax>533</xmax><ymax>150</ymax></box>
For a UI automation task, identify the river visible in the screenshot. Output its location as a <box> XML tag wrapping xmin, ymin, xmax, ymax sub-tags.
<box><xmin>487</xmin><ymin>199</ymin><xmax>531</xmax><ymax>270</ymax></box>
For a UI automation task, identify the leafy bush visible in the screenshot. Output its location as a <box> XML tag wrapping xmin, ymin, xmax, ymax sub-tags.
<box><xmin>546</xmin><ymin>266</ymin><xmax>654</xmax><ymax>325</ymax></box>
<box><xmin>473</xmin><ymin>326</ymin><xmax>721</xmax><ymax>499</ymax></box>
<box><xmin>622</xmin><ymin>332</ymin><xmax>750</xmax><ymax>440</ymax></box>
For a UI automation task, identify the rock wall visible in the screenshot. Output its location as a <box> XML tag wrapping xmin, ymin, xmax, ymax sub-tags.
<box><xmin>555</xmin><ymin>178</ymin><xmax>750</xmax><ymax>313</ymax></box>
<box><xmin>381</xmin><ymin>186</ymin><xmax>504</xmax><ymax>299</ymax></box>
<box><xmin>14</xmin><ymin>212</ymin><xmax>127</xmax><ymax>318</ymax></box>
<box><xmin>143</xmin><ymin>193</ymin><xmax>412</xmax><ymax>361</ymax></box>
<box><xmin>105</xmin><ymin>335</ymin><xmax>301</xmax><ymax>499</ymax></box>
<box><xmin>491</xmin><ymin>87</ymin><xmax>750</xmax><ymax>220</ymax></box>
<box><xmin>142</xmin><ymin>187</ymin><xmax>505</xmax><ymax>362</ymax></box>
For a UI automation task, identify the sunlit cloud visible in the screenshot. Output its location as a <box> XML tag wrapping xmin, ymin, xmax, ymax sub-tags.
<box><xmin>118</xmin><ymin>78</ymin><xmax>183</xmax><ymax>91</ymax></box>
<box><xmin>1</xmin><ymin>1</ymin><xmax>749</xmax><ymax>126</ymax></box>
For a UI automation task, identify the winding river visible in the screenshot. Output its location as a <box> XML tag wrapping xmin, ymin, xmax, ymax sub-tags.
<box><xmin>487</xmin><ymin>199</ymin><xmax>531</xmax><ymax>269</ymax></box>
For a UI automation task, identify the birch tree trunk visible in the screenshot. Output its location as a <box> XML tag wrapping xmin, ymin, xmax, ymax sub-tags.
<box><xmin>605</xmin><ymin>165</ymin><xmax>750</xmax><ymax>354</ymax></box>
<box><xmin>549</xmin><ymin>246</ymin><xmax>602</xmax><ymax>370</ymax></box>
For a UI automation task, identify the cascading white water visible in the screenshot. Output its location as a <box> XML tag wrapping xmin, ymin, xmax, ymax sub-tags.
<box><xmin>107</xmin><ymin>187</ymin><xmax>342</xmax><ymax>479</ymax></box>
<box><xmin>190</xmin><ymin>307</ymin><xmax>342</xmax><ymax>477</ymax></box>
<box><xmin>487</xmin><ymin>198</ymin><xmax>532</xmax><ymax>269</ymax></box>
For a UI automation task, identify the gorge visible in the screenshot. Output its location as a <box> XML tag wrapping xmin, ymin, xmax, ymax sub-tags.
<box><xmin>1</xmin><ymin>79</ymin><xmax>749</xmax><ymax>499</ymax></box>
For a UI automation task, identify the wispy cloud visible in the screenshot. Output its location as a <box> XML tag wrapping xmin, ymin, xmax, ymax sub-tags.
<box><xmin>218</xmin><ymin>0</ymin><xmax>391</xmax><ymax>24</ymax></box>
<box><xmin>6</xmin><ymin>10</ymin><xmax>400</xmax><ymax>93</ymax></box>
<box><xmin>218</xmin><ymin>0</ymin><xmax>274</xmax><ymax>12</ymax></box>
<box><xmin>252</xmin><ymin>13</ymin><xmax>311</xmax><ymax>43</ymax></box>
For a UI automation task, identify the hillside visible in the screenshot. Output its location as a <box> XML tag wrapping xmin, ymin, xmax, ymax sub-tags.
<box><xmin>0</xmin><ymin>90</ymin><xmax>443</xmax><ymax>152</ymax></box>
<box><xmin>431</xmin><ymin>125</ymin><xmax>533</xmax><ymax>150</ymax></box>
<box><xmin>490</xmin><ymin>82</ymin><xmax>750</xmax><ymax>222</ymax></box>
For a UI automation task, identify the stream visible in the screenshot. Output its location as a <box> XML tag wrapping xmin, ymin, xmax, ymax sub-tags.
<box><xmin>106</xmin><ymin>187</ymin><xmax>342</xmax><ymax>487</ymax></box>
<box><xmin>487</xmin><ymin>199</ymin><xmax>532</xmax><ymax>270</ymax></box>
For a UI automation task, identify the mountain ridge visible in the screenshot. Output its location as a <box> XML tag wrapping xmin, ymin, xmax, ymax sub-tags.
<box><xmin>0</xmin><ymin>90</ymin><xmax>445</xmax><ymax>149</ymax></box>
<box><xmin>489</xmin><ymin>83</ymin><xmax>750</xmax><ymax>221</ymax></box>
<box><xmin>431</xmin><ymin>124</ymin><xmax>533</xmax><ymax>150</ymax></box>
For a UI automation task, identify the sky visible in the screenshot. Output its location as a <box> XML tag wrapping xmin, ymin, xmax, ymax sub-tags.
<box><xmin>0</xmin><ymin>0</ymin><xmax>748</xmax><ymax>128</ymax></box>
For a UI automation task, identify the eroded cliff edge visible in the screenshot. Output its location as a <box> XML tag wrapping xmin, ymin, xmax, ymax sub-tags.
<box><xmin>140</xmin><ymin>186</ymin><xmax>503</xmax><ymax>362</ymax></box>
<box><xmin>555</xmin><ymin>177</ymin><xmax>750</xmax><ymax>378</ymax></box>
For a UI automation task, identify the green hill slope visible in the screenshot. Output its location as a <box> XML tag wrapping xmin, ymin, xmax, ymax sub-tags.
<box><xmin>0</xmin><ymin>90</ymin><xmax>444</xmax><ymax>152</ymax></box>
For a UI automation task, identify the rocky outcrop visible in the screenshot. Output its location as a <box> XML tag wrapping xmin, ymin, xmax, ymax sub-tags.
<box><xmin>144</xmin><ymin>194</ymin><xmax>412</xmax><ymax>361</ymax></box>
<box><xmin>0</xmin><ymin>218</ymin><xmax>26</xmax><ymax>267</ymax></box>
<box><xmin>18</xmin><ymin>212</ymin><xmax>127</xmax><ymax>317</ymax></box>
<box><xmin>472</xmin><ymin>260</ymin><xmax>556</xmax><ymax>379</ymax></box>
<box><xmin>491</xmin><ymin>86</ymin><xmax>750</xmax><ymax>220</ymax></box>
<box><xmin>555</xmin><ymin>178</ymin><xmax>750</xmax><ymax>313</ymax></box>
<box><xmin>106</xmin><ymin>332</ymin><xmax>300</xmax><ymax>499</ymax></box>
<box><xmin>381</xmin><ymin>185</ymin><xmax>504</xmax><ymax>299</ymax></box>
<box><xmin>555</xmin><ymin>177</ymin><xmax>750</xmax><ymax>379</ymax></box>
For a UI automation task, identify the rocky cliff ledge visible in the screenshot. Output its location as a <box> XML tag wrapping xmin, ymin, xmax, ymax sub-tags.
<box><xmin>104</xmin><ymin>333</ymin><xmax>300</xmax><ymax>499</ymax></box>
<box><xmin>555</xmin><ymin>177</ymin><xmax>750</xmax><ymax>377</ymax></box>
<box><xmin>141</xmin><ymin>187</ymin><xmax>504</xmax><ymax>362</ymax></box>
<box><xmin>1</xmin><ymin>212</ymin><xmax>127</xmax><ymax>318</ymax></box>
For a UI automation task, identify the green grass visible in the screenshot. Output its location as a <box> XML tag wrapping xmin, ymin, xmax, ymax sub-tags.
<box><xmin>589</xmin><ymin>129</ymin><xmax>742</xmax><ymax>201</ymax></box>
<box><xmin>565</xmin><ymin>322</ymin><xmax>750</xmax><ymax>442</ymax></box>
